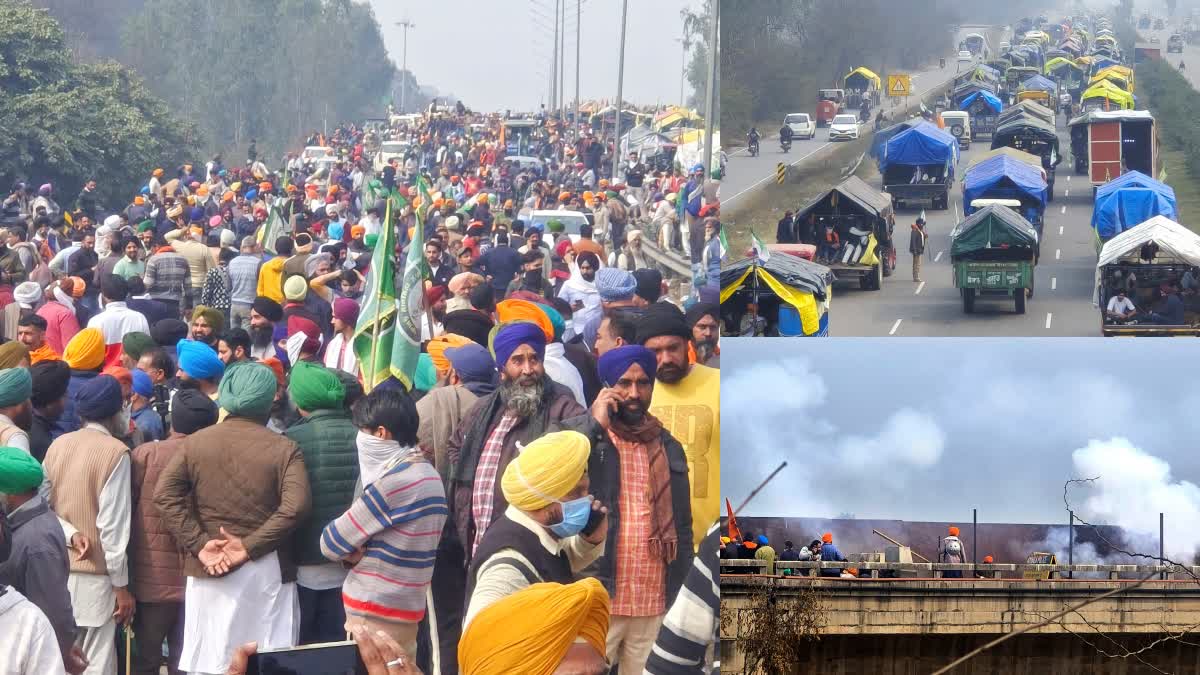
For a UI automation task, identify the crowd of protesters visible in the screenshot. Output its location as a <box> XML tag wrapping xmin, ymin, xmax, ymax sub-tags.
<box><xmin>0</xmin><ymin>102</ymin><xmax>721</xmax><ymax>675</ymax></box>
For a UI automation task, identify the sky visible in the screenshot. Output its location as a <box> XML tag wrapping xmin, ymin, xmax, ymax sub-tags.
<box><xmin>369</xmin><ymin>0</ymin><xmax>702</xmax><ymax>113</ymax></box>
<box><xmin>722</xmin><ymin>339</ymin><xmax>1200</xmax><ymax>550</ymax></box>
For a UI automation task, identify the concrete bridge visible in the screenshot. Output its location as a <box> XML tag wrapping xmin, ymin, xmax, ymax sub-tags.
<box><xmin>721</xmin><ymin>560</ymin><xmax>1200</xmax><ymax>674</ymax></box>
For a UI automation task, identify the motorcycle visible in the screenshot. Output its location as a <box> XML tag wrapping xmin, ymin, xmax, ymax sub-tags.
<box><xmin>780</xmin><ymin>137</ymin><xmax>792</xmax><ymax>153</ymax></box>
<box><xmin>748</xmin><ymin>139</ymin><xmax>760</xmax><ymax>157</ymax></box>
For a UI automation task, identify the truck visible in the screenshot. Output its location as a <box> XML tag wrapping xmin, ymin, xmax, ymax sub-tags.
<box><xmin>962</xmin><ymin>152</ymin><xmax>1049</xmax><ymax>249</ymax></box>
<box><xmin>950</xmin><ymin>205</ymin><xmax>1040</xmax><ymax>314</ymax></box>
<box><xmin>795</xmin><ymin>176</ymin><xmax>897</xmax><ymax>290</ymax></box>
<box><xmin>815</xmin><ymin>89</ymin><xmax>845</xmax><ymax>127</ymax></box>
<box><xmin>963</xmin><ymin>33</ymin><xmax>991</xmax><ymax>58</ymax></box>
<box><xmin>880</xmin><ymin>122</ymin><xmax>958</xmax><ymax>210</ymax></box>
<box><xmin>1067</xmin><ymin>110</ymin><xmax>1158</xmax><ymax>194</ymax></box>
<box><xmin>1098</xmin><ymin>216</ymin><xmax>1200</xmax><ymax>336</ymax></box>
<box><xmin>991</xmin><ymin>115</ymin><xmax>1061</xmax><ymax>201</ymax></box>
<box><xmin>1169</xmin><ymin>34</ymin><xmax>1185</xmax><ymax>53</ymax></box>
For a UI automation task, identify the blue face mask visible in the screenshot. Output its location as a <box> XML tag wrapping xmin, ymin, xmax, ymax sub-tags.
<box><xmin>549</xmin><ymin>495</ymin><xmax>593</xmax><ymax>538</ymax></box>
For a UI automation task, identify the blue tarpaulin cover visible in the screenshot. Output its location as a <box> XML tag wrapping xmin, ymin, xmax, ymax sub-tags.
<box><xmin>1095</xmin><ymin>170</ymin><xmax>1176</xmax><ymax>202</ymax></box>
<box><xmin>959</xmin><ymin>91</ymin><xmax>1004</xmax><ymax>113</ymax></box>
<box><xmin>1092</xmin><ymin>188</ymin><xmax>1179</xmax><ymax>239</ymax></box>
<box><xmin>963</xmin><ymin>155</ymin><xmax>1049</xmax><ymax>212</ymax></box>
<box><xmin>869</xmin><ymin>121</ymin><xmax>916</xmax><ymax>158</ymax></box>
<box><xmin>1019</xmin><ymin>75</ymin><xmax>1058</xmax><ymax>93</ymax></box>
<box><xmin>881</xmin><ymin>121</ymin><xmax>958</xmax><ymax>169</ymax></box>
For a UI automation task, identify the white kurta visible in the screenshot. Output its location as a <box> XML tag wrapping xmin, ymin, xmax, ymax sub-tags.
<box><xmin>179</xmin><ymin>551</ymin><xmax>299</xmax><ymax>674</ymax></box>
<box><xmin>0</xmin><ymin>588</ymin><xmax>67</xmax><ymax>675</ymax></box>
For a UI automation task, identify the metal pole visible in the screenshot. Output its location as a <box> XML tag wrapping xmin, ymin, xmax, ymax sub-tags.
<box><xmin>560</xmin><ymin>1</ymin><xmax>566</xmax><ymax>125</ymax></box>
<box><xmin>396</xmin><ymin>20</ymin><xmax>415</xmax><ymax>113</ymax></box>
<box><xmin>552</xmin><ymin>0</ymin><xmax>560</xmax><ymax>111</ymax></box>
<box><xmin>574</xmin><ymin>0</ymin><xmax>581</xmax><ymax>142</ymax></box>
<box><xmin>1068</xmin><ymin>510</ymin><xmax>1074</xmax><ymax>579</ymax></box>
<box><xmin>732</xmin><ymin>461</ymin><xmax>788</xmax><ymax>515</ymax></box>
<box><xmin>612</xmin><ymin>0</ymin><xmax>629</xmax><ymax>186</ymax></box>
<box><xmin>1160</xmin><ymin>512</ymin><xmax>1165</xmax><ymax>580</ymax></box>
<box><xmin>700</xmin><ymin>0</ymin><xmax>719</xmax><ymax>196</ymax></box>
<box><xmin>679</xmin><ymin>38</ymin><xmax>689</xmax><ymax>108</ymax></box>
<box><xmin>972</xmin><ymin>508</ymin><xmax>977</xmax><ymax>574</ymax></box>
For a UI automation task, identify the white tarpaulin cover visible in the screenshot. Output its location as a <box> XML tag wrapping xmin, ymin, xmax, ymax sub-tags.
<box><xmin>1094</xmin><ymin>216</ymin><xmax>1200</xmax><ymax>304</ymax></box>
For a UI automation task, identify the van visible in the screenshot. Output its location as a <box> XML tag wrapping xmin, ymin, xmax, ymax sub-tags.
<box><xmin>940</xmin><ymin>111</ymin><xmax>972</xmax><ymax>149</ymax></box>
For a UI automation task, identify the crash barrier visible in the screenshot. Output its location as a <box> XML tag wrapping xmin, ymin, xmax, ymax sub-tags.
<box><xmin>776</xmin><ymin>162</ymin><xmax>786</xmax><ymax>184</ymax></box>
<box><xmin>639</xmin><ymin>237</ymin><xmax>692</xmax><ymax>282</ymax></box>
<box><xmin>720</xmin><ymin>558</ymin><xmax>1200</xmax><ymax>580</ymax></box>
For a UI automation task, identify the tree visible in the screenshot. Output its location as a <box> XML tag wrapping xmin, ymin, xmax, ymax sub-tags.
<box><xmin>0</xmin><ymin>1</ymin><xmax>200</xmax><ymax>208</ymax></box>
<box><xmin>120</xmin><ymin>0</ymin><xmax>397</xmax><ymax>162</ymax></box>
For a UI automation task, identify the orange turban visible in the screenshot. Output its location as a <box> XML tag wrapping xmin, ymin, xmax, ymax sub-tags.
<box><xmin>259</xmin><ymin>181</ymin><xmax>272</xmax><ymax>192</ymax></box>
<box><xmin>458</xmin><ymin>578</ymin><xmax>609</xmax><ymax>675</ymax></box>
<box><xmin>948</xmin><ymin>526</ymin><xmax>960</xmax><ymax>537</ymax></box>
<box><xmin>350</xmin><ymin>225</ymin><xmax>366</xmax><ymax>239</ymax></box>
<box><xmin>63</xmin><ymin>328</ymin><xmax>105</xmax><ymax>371</ymax></box>
<box><xmin>558</xmin><ymin>191</ymin><xmax>571</xmax><ymax>202</ymax></box>
<box><xmin>260</xmin><ymin>357</ymin><xmax>286</xmax><ymax>389</ymax></box>
<box><xmin>66</xmin><ymin>277</ymin><xmax>86</xmax><ymax>298</ymax></box>
<box><xmin>822</xmin><ymin>532</ymin><xmax>833</xmax><ymax>544</ymax></box>
<box><xmin>134</xmin><ymin>196</ymin><xmax>145</xmax><ymax>206</ymax></box>
<box><xmin>102</xmin><ymin>365</ymin><xmax>133</xmax><ymax>390</ymax></box>
<box><xmin>426</xmin><ymin>334</ymin><xmax>473</xmax><ymax>374</ymax></box>
<box><xmin>222</xmin><ymin>192</ymin><xmax>234</xmax><ymax>203</ymax></box>
<box><xmin>496</xmin><ymin>299</ymin><xmax>553</xmax><ymax>342</ymax></box>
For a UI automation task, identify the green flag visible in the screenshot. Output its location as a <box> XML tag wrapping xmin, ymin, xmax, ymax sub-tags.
<box><xmin>390</xmin><ymin>177</ymin><xmax>432</xmax><ymax>390</ymax></box>
<box><xmin>353</xmin><ymin>191</ymin><xmax>402</xmax><ymax>390</ymax></box>
<box><xmin>256</xmin><ymin>205</ymin><xmax>288</xmax><ymax>254</ymax></box>
<box><xmin>750</xmin><ymin>231</ymin><xmax>768</xmax><ymax>263</ymax></box>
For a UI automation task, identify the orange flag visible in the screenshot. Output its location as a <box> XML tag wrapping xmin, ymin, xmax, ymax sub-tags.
<box><xmin>726</xmin><ymin>498</ymin><xmax>742</xmax><ymax>542</ymax></box>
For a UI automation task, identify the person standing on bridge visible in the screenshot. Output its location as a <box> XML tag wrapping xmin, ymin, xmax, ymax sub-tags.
<box><xmin>940</xmin><ymin>526</ymin><xmax>966</xmax><ymax>578</ymax></box>
<box><xmin>910</xmin><ymin>214</ymin><xmax>927</xmax><ymax>283</ymax></box>
<box><xmin>819</xmin><ymin>533</ymin><xmax>845</xmax><ymax>578</ymax></box>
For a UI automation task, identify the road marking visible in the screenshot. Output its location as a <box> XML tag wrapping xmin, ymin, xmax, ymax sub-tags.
<box><xmin>1045</xmin><ymin>313</ymin><xmax>1053</xmax><ymax>329</ymax></box>
<box><xmin>1061</xmin><ymin>205</ymin><xmax>1067</xmax><ymax>215</ymax></box>
<box><xmin>954</xmin><ymin>200</ymin><xmax>960</xmax><ymax>222</ymax></box>
<box><xmin>915</xmin><ymin>281</ymin><xmax>926</xmax><ymax>295</ymax></box>
<box><xmin>1059</xmin><ymin>225</ymin><xmax>1064</xmax><ymax>235</ymax></box>
<box><xmin>1052</xmin><ymin>276</ymin><xmax>1057</xmax><ymax>290</ymax></box>
<box><xmin>1067</xmin><ymin>175</ymin><xmax>1071</xmax><ymax>182</ymax></box>
<box><xmin>934</xmin><ymin>250</ymin><xmax>943</xmax><ymax>262</ymax></box>
<box><xmin>1055</xmin><ymin>249</ymin><xmax>1061</xmax><ymax>260</ymax></box>
<box><xmin>1065</xmin><ymin>189</ymin><xmax>1069</xmax><ymax>197</ymax></box>
<box><xmin>889</xmin><ymin>319</ymin><xmax>903</xmax><ymax>335</ymax></box>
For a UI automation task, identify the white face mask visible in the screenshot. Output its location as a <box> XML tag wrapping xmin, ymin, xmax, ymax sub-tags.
<box><xmin>356</xmin><ymin>430</ymin><xmax>413</xmax><ymax>488</ymax></box>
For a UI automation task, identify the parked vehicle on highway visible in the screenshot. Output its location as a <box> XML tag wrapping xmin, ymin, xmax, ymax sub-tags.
<box><xmin>828</xmin><ymin>114</ymin><xmax>860</xmax><ymax>141</ymax></box>
<box><xmin>957</xmin><ymin>50</ymin><xmax>975</xmax><ymax>66</ymax></box>
<box><xmin>843</xmin><ymin>67</ymin><xmax>882</xmax><ymax>111</ymax></box>
<box><xmin>1090</xmin><ymin>170</ymin><xmax>1178</xmax><ymax>244</ymax></box>
<box><xmin>815</xmin><ymin>89</ymin><xmax>845</xmax><ymax>127</ymax></box>
<box><xmin>1169</xmin><ymin>34</ymin><xmax>1185</xmax><ymax>53</ymax></box>
<box><xmin>784</xmin><ymin>113</ymin><xmax>817</xmax><ymax>140</ymax></box>
<box><xmin>1098</xmin><ymin>216</ymin><xmax>1200</xmax><ymax>336</ymax></box>
<box><xmin>1068</xmin><ymin>110</ymin><xmax>1157</xmax><ymax>192</ymax></box>
<box><xmin>991</xmin><ymin>115</ymin><xmax>1061</xmax><ymax>201</ymax></box>
<box><xmin>958</xmin><ymin>90</ymin><xmax>1004</xmax><ymax>140</ymax></box>
<box><xmin>720</xmin><ymin>246</ymin><xmax>833</xmax><ymax>336</ymax></box>
<box><xmin>940</xmin><ymin>111</ymin><xmax>971</xmax><ymax>149</ymax></box>
<box><xmin>951</xmin><ymin>205</ymin><xmax>1040</xmax><ymax>314</ymax></box>
<box><xmin>794</xmin><ymin>176</ymin><xmax>896</xmax><ymax>290</ymax></box>
<box><xmin>963</xmin><ymin>153</ymin><xmax>1049</xmax><ymax>248</ymax></box>
<box><xmin>880</xmin><ymin>121</ymin><xmax>958</xmax><ymax>210</ymax></box>
<box><xmin>373</xmin><ymin>140</ymin><xmax>411</xmax><ymax>174</ymax></box>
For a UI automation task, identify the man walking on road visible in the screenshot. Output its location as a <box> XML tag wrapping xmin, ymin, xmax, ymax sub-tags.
<box><xmin>910</xmin><ymin>214</ymin><xmax>927</xmax><ymax>282</ymax></box>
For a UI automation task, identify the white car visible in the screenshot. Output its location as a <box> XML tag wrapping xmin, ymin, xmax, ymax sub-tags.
<box><xmin>783</xmin><ymin>113</ymin><xmax>817</xmax><ymax>140</ymax></box>
<box><xmin>301</xmin><ymin>146</ymin><xmax>334</xmax><ymax>163</ymax></box>
<box><xmin>526</xmin><ymin>209</ymin><xmax>591</xmax><ymax>245</ymax></box>
<box><xmin>828</xmin><ymin>114</ymin><xmax>860</xmax><ymax>141</ymax></box>
<box><xmin>373</xmin><ymin>140</ymin><xmax>411</xmax><ymax>174</ymax></box>
<box><xmin>957</xmin><ymin>50</ymin><xmax>974</xmax><ymax>63</ymax></box>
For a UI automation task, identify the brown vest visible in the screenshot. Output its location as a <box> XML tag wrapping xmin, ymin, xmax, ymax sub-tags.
<box><xmin>44</xmin><ymin>427</ymin><xmax>129</xmax><ymax>575</ymax></box>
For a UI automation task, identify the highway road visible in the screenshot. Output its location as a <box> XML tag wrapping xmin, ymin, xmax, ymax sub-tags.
<box><xmin>723</xmin><ymin>26</ymin><xmax>1007</xmax><ymax>206</ymax></box>
<box><xmin>826</xmin><ymin>117</ymin><xmax>1102</xmax><ymax>336</ymax></box>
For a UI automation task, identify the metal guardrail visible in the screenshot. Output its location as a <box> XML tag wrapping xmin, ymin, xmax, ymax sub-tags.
<box><xmin>640</xmin><ymin>237</ymin><xmax>693</xmax><ymax>280</ymax></box>
<box><xmin>720</xmin><ymin>558</ymin><xmax>1199</xmax><ymax>580</ymax></box>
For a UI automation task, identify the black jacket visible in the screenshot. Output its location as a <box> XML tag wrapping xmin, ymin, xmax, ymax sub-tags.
<box><xmin>552</xmin><ymin>413</ymin><xmax>694</xmax><ymax>606</ymax></box>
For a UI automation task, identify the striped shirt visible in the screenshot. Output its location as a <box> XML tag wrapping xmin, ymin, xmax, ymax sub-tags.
<box><xmin>644</xmin><ymin>521</ymin><xmax>720</xmax><ymax>674</ymax></box>
<box><xmin>227</xmin><ymin>254</ymin><xmax>262</xmax><ymax>306</ymax></box>
<box><xmin>143</xmin><ymin>251</ymin><xmax>191</xmax><ymax>304</ymax></box>
<box><xmin>320</xmin><ymin>455</ymin><xmax>447</xmax><ymax>624</ymax></box>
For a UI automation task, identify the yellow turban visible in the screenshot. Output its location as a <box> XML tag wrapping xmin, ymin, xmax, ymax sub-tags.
<box><xmin>0</xmin><ymin>341</ymin><xmax>29</xmax><ymax>369</ymax></box>
<box><xmin>63</xmin><ymin>328</ymin><xmax>105</xmax><ymax>371</ymax></box>
<box><xmin>426</xmin><ymin>333</ymin><xmax>472</xmax><ymax>375</ymax></box>
<box><xmin>459</xmin><ymin>578</ymin><xmax>610</xmax><ymax>675</ymax></box>
<box><xmin>495</xmin><ymin>299</ymin><xmax>553</xmax><ymax>342</ymax></box>
<box><xmin>501</xmin><ymin>430</ymin><xmax>590</xmax><ymax>511</ymax></box>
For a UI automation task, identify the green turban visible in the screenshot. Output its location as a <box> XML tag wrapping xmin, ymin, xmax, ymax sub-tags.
<box><xmin>605</xmin><ymin>191</ymin><xmax>618</xmax><ymax>199</ymax></box>
<box><xmin>414</xmin><ymin>352</ymin><xmax>437</xmax><ymax>392</ymax></box>
<box><xmin>218</xmin><ymin>361</ymin><xmax>277</xmax><ymax>419</ymax></box>
<box><xmin>287</xmin><ymin>361</ymin><xmax>345</xmax><ymax>412</ymax></box>
<box><xmin>364</xmin><ymin>233</ymin><xmax>379</xmax><ymax>249</ymax></box>
<box><xmin>122</xmin><ymin>332</ymin><xmax>156</xmax><ymax>361</ymax></box>
<box><xmin>0</xmin><ymin>446</ymin><xmax>43</xmax><ymax>494</ymax></box>
<box><xmin>0</xmin><ymin>368</ymin><xmax>32</xmax><ymax>407</ymax></box>
<box><xmin>137</xmin><ymin>220</ymin><xmax>155</xmax><ymax>233</ymax></box>
<box><xmin>546</xmin><ymin>219</ymin><xmax>566</xmax><ymax>233</ymax></box>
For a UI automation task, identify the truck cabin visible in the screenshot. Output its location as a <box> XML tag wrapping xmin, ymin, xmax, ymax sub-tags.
<box><xmin>970</xmin><ymin>197</ymin><xmax>1044</xmax><ymax>233</ymax></box>
<box><xmin>883</xmin><ymin>163</ymin><xmax>951</xmax><ymax>187</ymax></box>
<box><xmin>818</xmin><ymin>89</ymin><xmax>846</xmax><ymax>104</ymax></box>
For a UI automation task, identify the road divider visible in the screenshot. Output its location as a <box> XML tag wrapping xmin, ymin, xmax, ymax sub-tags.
<box><xmin>889</xmin><ymin>319</ymin><xmax>903</xmax><ymax>335</ymax></box>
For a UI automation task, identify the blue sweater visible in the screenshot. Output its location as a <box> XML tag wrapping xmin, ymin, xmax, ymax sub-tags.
<box><xmin>819</xmin><ymin>542</ymin><xmax>845</xmax><ymax>577</ymax></box>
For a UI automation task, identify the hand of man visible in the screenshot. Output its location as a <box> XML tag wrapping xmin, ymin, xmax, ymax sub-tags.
<box><xmin>69</xmin><ymin>533</ymin><xmax>90</xmax><ymax>562</ymax></box>
<box><xmin>580</xmin><ymin>499</ymin><xmax>609</xmax><ymax>546</ymax></box>
<box><xmin>590</xmin><ymin>388</ymin><xmax>620</xmax><ymax>431</ymax></box>
<box><xmin>218</xmin><ymin>526</ymin><xmax>251</xmax><ymax>569</ymax></box>
<box><xmin>350</xmin><ymin>624</ymin><xmax>424</xmax><ymax>675</ymax></box>
<box><xmin>112</xmin><ymin>587</ymin><xmax>135</xmax><ymax>626</ymax></box>
<box><xmin>199</xmin><ymin>538</ymin><xmax>231</xmax><ymax>576</ymax></box>
<box><xmin>65</xmin><ymin>645</ymin><xmax>89</xmax><ymax>675</ymax></box>
<box><xmin>224</xmin><ymin>642</ymin><xmax>258</xmax><ymax>675</ymax></box>
<box><xmin>345</xmin><ymin>547</ymin><xmax>366</xmax><ymax>566</ymax></box>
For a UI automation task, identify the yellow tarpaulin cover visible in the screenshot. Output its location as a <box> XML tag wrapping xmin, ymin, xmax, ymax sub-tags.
<box><xmin>844</xmin><ymin>67</ymin><xmax>881</xmax><ymax>89</ymax></box>
<box><xmin>1082</xmin><ymin>80</ymin><xmax>1134</xmax><ymax>109</ymax></box>
<box><xmin>720</xmin><ymin>263</ymin><xmax>830</xmax><ymax>336</ymax></box>
<box><xmin>1091</xmin><ymin>66</ymin><xmax>1134</xmax><ymax>93</ymax></box>
<box><xmin>1044</xmin><ymin>57</ymin><xmax>1079</xmax><ymax>75</ymax></box>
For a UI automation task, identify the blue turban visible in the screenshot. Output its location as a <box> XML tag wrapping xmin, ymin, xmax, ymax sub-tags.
<box><xmin>140</xmin><ymin>185</ymin><xmax>151</xmax><ymax>195</ymax></box>
<box><xmin>597</xmin><ymin>345</ymin><xmax>657</xmax><ymax>387</ymax></box>
<box><xmin>189</xmin><ymin>206</ymin><xmax>205</xmax><ymax>222</ymax></box>
<box><xmin>177</xmin><ymin>340</ymin><xmax>225</xmax><ymax>381</ymax></box>
<box><xmin>74</xmin><ymin>374</ymin><xmax>122</xmax><ymax>420</ymax></box>
<box><xmin>329</xmin><ymin>221</ymin><xmax>345</xmax><ymax>240</ymax></box>
<box><xmin>131</xmin><ymin>368</ymin><xmax>154</xmax><ymax>399</ymax></box>
<box><xmin>537</xmin><ymin>304</ymin><xmax>566</xmax><ymax>342</ymax></box>
<box><xmin>414</xmin><ymin>353</ymin><xmax>437</xmax><ymax>392</ymax></box>
<box><xmin>596</xmin><ymin>267</ymin><xmax>637</xmax><ymax>302</ymax></box>
<box><xmin>0</xmin><ymin>368</ymin><xmax>32</xmax><ymax>407</ymax></box>
<box><xmin>490</xmin><ymin>322</ymin><xmax>546</xmax><ymax>369</ymax></box>
<box><xmin>245</xmin><ymin>189</ymin><xmax>258</xmax><ymax>201</ymax></box>
<box><xmin>445</xmin><ymin>343</ymin><xmax>496</xmax><ymax>384</ymax></box>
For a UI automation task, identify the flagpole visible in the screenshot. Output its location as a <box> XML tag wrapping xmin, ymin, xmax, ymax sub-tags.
<box><xmin>368</xmin><ymin>198</ymin><xmax>392</xmax><ymax>391</ymax></box>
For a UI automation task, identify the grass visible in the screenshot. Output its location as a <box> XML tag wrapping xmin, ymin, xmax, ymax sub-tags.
<box><xmin>1159</xmin><ymin>147</ymin><xmax>1200</xmax><ymax>234</ymax></box>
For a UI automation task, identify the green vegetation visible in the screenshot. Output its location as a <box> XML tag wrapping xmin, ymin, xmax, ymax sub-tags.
<box><xmin>0</xmin><ymin>1</ymin><xmax>200</xmax><ymax>207</ymax></box>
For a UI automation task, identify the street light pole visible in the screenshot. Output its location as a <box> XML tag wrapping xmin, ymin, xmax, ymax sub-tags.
<box><xmin>676</xmin><ymin>37</ymin><xmax>691</xmax><ymax>108</ymax></box>
<box><xmin>559</xmin><ymin>1</ymin><xmax>566</xmax><ymax>124</ymax></box>
<box><xmin>574</xmin><ymin>0</ymin><xmax>581</xmax><ymax>141</ymax></box>
<box><xmin>612</xmin><ymin>0</ymin><xmax>628</xmax><ymax>187</ymax></box>
<box><xmin>701</xmin><ymin>0</ymin><xmax>719</xmax><ymax>186</ymax></box>
<box><xmin>396</xmin><ymin>20</ymin><xmax>415</xmax><ymax>113</ymax></box>
<box><xmin>552</xmin><ymin>0</ymin><xmax>560</xmax><ymax>111</ymax></box>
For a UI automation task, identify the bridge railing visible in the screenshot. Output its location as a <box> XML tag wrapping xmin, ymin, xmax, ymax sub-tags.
<box><xmin>719</xmin><ymin>558</ymin><xmax>1200</xmax><ymax>580</ymax></box>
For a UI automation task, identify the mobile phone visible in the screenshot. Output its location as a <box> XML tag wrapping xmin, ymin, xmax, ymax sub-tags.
<box><xmin>581</xmin><ymin>502</ymin><xmax>605</xmax><ymax>537</ymax></box>
<box><xmin>246</xmin><ymin>640</ymin><xmax>367</xmax><ymax>675</ymax></box>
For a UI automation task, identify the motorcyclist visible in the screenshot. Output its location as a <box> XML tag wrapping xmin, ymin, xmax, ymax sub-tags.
<box><xmin>747</xmin><ymin>127</ymin><xmax>761</xmax><ymax>152</ymax></box>
<box><xmin>779</xmin><ymin>124</ymin><xmax>794</xmax><ymax>146</ymax></box>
